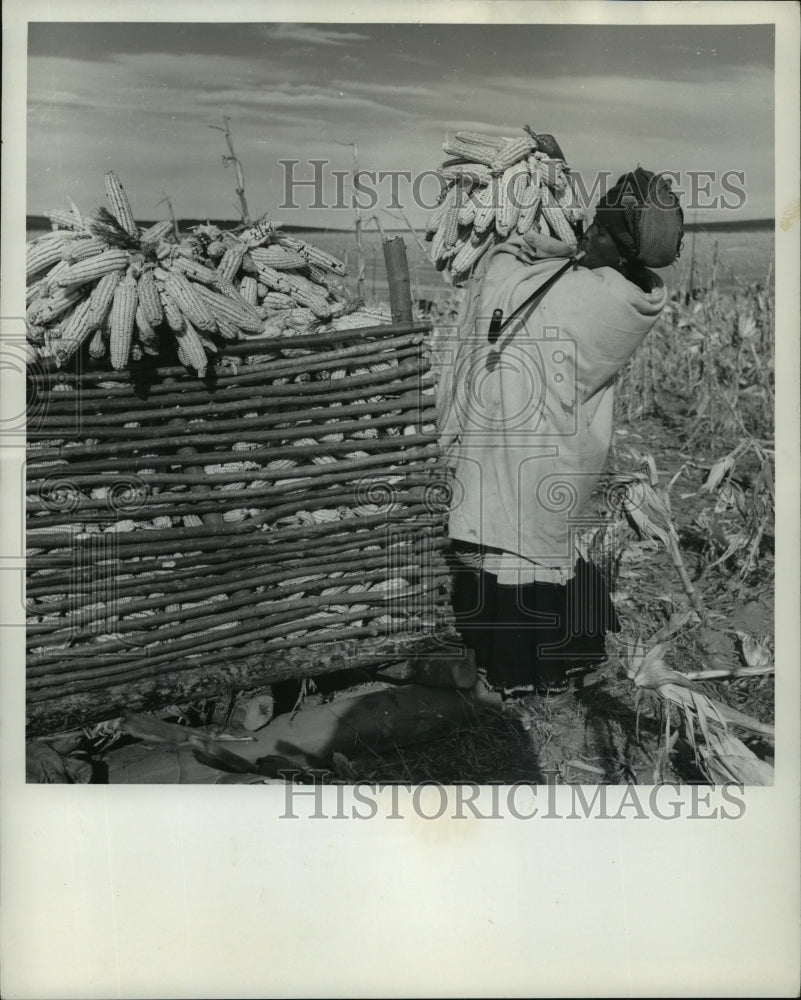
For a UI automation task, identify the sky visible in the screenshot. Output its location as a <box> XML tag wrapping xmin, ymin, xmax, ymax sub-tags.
<box><xmin>27</xmin><ymin>21</ymin><xmax>775</xmax><ymax>228</ymax></box>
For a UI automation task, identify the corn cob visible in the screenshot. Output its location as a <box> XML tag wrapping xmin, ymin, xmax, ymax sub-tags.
<box><xmin>139</xmin><ymin>220</ymin><xmax>174</xmax><ymax>245</ymax></box>
<box><xmin>26</xmin><ymin>237</ymin><xmax>75</xmax><ymax>281</ymax></box>
<box><xmin>439</xmin><ymin>185</ymin><xmax>461</xmax><ymax>249</ymax></box>
<box><xmin>441</xmin><ymin>138</ymin><xmax>497</xmax><ymax>168</ymax></box>
<box><xmin>451</xmin><ymin>227</ymin><xmax>495</xmax><ymax>276</ymax></box>
<box><xmin>538</xmin><ymin>157</ymin><xmax>567</xmax><ymax>192</ymax></box>
<box><xmin>251</xmin><ymin>262</ymin><xmax>293</xmax><ymax>295</ymax></box>
<box><xmin>261</xmin><ymin>291</ymin><xmax>295</xmax><ymax>310</ymax></box>
<box><xmin>88</xmin><ymin>328</ymin><xmax>107</xmax><ymax>360</ymax></box>
<box><xmin>425</xmin><ymin>193</ymin><xmax>451</xmax><ymax>240</ymax></box>
<box><xmin>104</xmin><ymin>171</ymin><xmax>139</xmax><ymax>239</ymax></box>
<box><xmin>42</xmin><ymin>260</ymin><xmax>72</xmax><ymax>295</ymax></box>
<box><xmin>275</xmin><ymin>269</ymin><xmax>325</xmax><ymax>301</ymax></box>
<box><xmin>27</xmin><ymin>278</ymin><xmax>46</xmax><ymax>307</ymax></box>
<box><xmin>248</xmin><ymin>245</ymin><xmax>307</xmax><ymax>270</ymax></box>
<box><xmin>285</xmin><ymin>308</ymin><xmax>317</xmax><ymax>329</ymax></box>
<box><xmin>57</xmin><ymin>248</ymin><xmax>130</xmax><ymax>288</ymax></box>
<box><xmin>192</xmin><ymin>283</ymin><xmax>263</xmax><ymax>333</ymax></box>
<box><xmin>555</xmin><ymin>178</ymin><xmax>585</xmax><ymax>225</ymax></box>
<box><xmin>429</xmin><ymin>219</ymin><xmax>457</xmax><ymax>269</ymax></box>
<box><xmin>64</xmin><ymin>237</ymin><xmax>109</xmax><ymax>264</ymax></box>
<box><xmin>31</xmin><ymin>289</ymin><xmax>83</xmax><ymax>325</ymax></box>
<box><xmin>174</xmin><ymin>318</ymin><xmax>208</xmax><ymax>376</ymax></box>
<box><xmin>108</xmin><ymin>272</ymin><xmax>138</xmax><ymax>369</ymax></box>
<box><xmin>26</xmin><ymin>321</ymin><xmax>46</xmax><ymax>345</ymax></box>
<box><xmin>56</xmin><ymin>295</ymin><xmax>97</xmax><ymax>365</ymax></box>
<box><xmin>172</xmin><ymin>254</ymin><xmax>220</xmax><ymax>286</ymax></box>
<box><xmin>490</xmin><ymin>135</ymin><xmax>537</xmax><ymax>173</ymax></box>
<box><xmin>267</xmin><ymin>271</ymin><xmax>330</xmax><ymax>316</ymax></box>
<box><xmin>158</xmin><ymin>288</ymin><xmax>185</xmax><ymax>332</ymax></box>
<box><xmin>454</xmin><ymin>131</ymin><xmax>504</xmax><ymax>150</ymax></box>
<box><xmin>238</xmin><ymin>218</ymin><xmax>276</xmax><ymax>247</ymax></box>
<box><xmin>456</xmin><ymin>191</ymin><xmax>479</xmax><ymax>227</ymax></box>
<box><xmin>238</xmin><ymin>276</ymin><xmax>258</xmax><ymax>306</ymax></box>
<box><xmin>205</xmin><ymin>240</ymin><xmax>226</xmax><ymax>258</ymax></box>
<box><xmin>275</xmin><ymin>277</ymin><xmax>331</xmax><ymax>319</ymax></box>
<box><xmin>472</xmin><ymin>178</ymin><xmax>499</xmax><ymax>238</ymax></box>
<box><xmin>516</xmin><ymin>176</ymin><xmax>543</xmax><ymax>234</ymax></box>
<box><xmin>162</xmin><ymin>271</ymin><xmax>218</xmax><ymax>333</ymax></box>
<box><xmin>136</xmin><ymin>269</ymin><xmax>163</xmax><ymax>327</ymax></box>
<box><xmin>45</xmin><ymin>208</ymin><xmax>85</xmax><ymax>231</ymax></box>
<box><xmin>439</xmin><ymin>163</ymin><xmax>493</xmax><ymax>186</ymax></box>
<box><xmin>215</xmin><ymin>316</ymin><xmax>243</xmax><ymax>340</ymax></box>
<box><xmin>300</xmin><ymin>262</ymin><xmax>330</xmax><ymax>289</ymax></box>
<box><xmin>216</xmin><ymin>277</ymin><xmax>267</xmax><ymax>324</ymax></box>
<box><xmin>217</xmin><ymin>242</ymin><xmax>247</xmax><ymax>284</ymax></box>
<box><xmin>284</xmin><ymin>238</ymin><xmax>348</xmax><ymax>276</ymax></box>
<box><xmin>87</xmin><ymin>268</ymin><xmax>122</xmax><ymax>327</ymax></box>
<box><xmin>541</xmin><ymin>203</ymin><xmax>577</xmax><ymax>247</ymax></box>
<box><xmin>135</xmin><ymin>303</ymin><xmax>157</xmax><ymax>345</ymax></box>
<box><xmin>174</xmin><ymin>238</ymin><xmax>200</xmax><ymax>260</ymax></box>
<box><xmin>496</xmin><ymin>162</ymin><xmax>529</xmax><ymax>236</ymax></box>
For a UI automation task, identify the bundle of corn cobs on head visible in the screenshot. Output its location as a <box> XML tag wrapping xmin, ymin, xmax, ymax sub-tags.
<box><xmin>25</xmin><ymin>174</ymin><xmax>453</xmax><ymax>737</ymax></box>
<box><xmin>427</xmin><ymin>127</ymin><xmax>585</xmax><ymax>284</ymax></box>
<box><xmin>25</xmin><ymin>172</ymin><xmax>356</xmax><ymax>374</ymax></box>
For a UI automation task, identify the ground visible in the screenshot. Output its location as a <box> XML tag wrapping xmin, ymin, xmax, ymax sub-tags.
<box><xmin>334</xmin><ymin>407</ymin><xmax>775</xmax><ymax>786</ymax></box>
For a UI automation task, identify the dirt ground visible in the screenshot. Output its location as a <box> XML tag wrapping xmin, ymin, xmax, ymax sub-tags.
<box><xmin>335</xmin><ymin>409</ymin><xmax>775</xmax><ymax>786</ymax></box>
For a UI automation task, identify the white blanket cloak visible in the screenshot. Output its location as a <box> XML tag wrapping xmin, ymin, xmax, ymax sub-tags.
<box><xmin>444</xmin><ymin>235</ymin><xmax>667</xmax><ymax>580</ymax></box>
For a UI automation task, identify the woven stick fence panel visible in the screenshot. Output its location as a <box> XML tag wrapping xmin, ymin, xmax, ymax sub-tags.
<box><xmin>27</xmin><ymin>315</ymin><xmax>456</xmax><ymax>735</ymax></box>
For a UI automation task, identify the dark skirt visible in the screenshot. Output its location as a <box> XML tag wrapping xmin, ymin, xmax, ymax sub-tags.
<box><xmin>451</xmin><ymin>559</ymin><xmax>619</xmax><ymax>693</ymax></box>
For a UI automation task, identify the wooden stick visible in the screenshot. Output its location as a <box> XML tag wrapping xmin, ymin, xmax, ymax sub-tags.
<box><xmin>29</xmin><ymin>534</ymin><xmax>449</xmax><ymax>619</ymax></box>
<box><xmin>383</xmin><ymin>236</ymin><xmax>414</xmax><ymax>324</ymax></box>
<box><xmin>30</xmin><ymin>322</ymin><xmax>435</xmax><ymax>381</ymax></box>
<box><xmin>28</xmin><ymin>433</ymin><xmax>437</xmax><ymax>490</ymax></box>
<box><xmin>28</xmin><ymin>406</ymin><xmax>437</xmax><ymax>467</ymax></box>
<box><xmin>28</xmin><ymin>577</ymin><xmax>450</xmax><ymax>678</ymax></box>
<box><xmin>25</xmin><ymin>636</ymin><xmax>445</xmax><ymax>728</ymax></box>
<box><xmin>26</xmin><ymin>535</ymin><xmax>447</xmax><ymax>617</ymax></box>
<box><xmin>26</xmin><ymin>500</ymin><xmax>442</xmax><ymax>564</ymax></box>
<box><xmin>29</xmin><ymin>458</ymin><xmax>442</xmax><ymax>520</ymax></box>
<box><xmin>26</xmin><ymin>494</ymin><xmax>444</xmax><ymax>573</ymax></box>
<box><xmin>34</xmin><ymin>360</ymin><xmax>431</xmax><ymax>415</ymax></box>
<box><xmin>33</xmin><ymin>374</ymin><xmax>433</xmax><ymax>429</ymax></box>
<box><xmin>33</xmin><ymin>337</ymin><xmax>424</xmax><ymax>402</ymax></box>
<box><xmin>27</xmin><ymin>480</ymin><xmax>450</xmax><ymax>593</ymax></box>
<box><xmin>31</xmin><ymin>560</ymin><xmax>446</xmax><ymax>649</ymax></box>
<box><xmin>28</xmin><ymin>391</ymin><xmax>433</xmax><ymax>446</ymax></box>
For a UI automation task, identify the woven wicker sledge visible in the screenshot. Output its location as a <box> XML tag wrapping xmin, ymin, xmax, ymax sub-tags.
<box><xmin>26</xmin><ymin>313</ymin><xmax>455</xmax><ymax>736</ymax></box>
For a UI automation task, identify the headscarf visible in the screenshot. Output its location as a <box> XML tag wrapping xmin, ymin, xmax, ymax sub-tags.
<box><xmin>594</xmin><ymin>168</ymin><xmax>684</xmax><ymax>268</ymax></box>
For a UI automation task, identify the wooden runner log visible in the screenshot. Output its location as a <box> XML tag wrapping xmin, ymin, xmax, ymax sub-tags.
<box><xmin>24</xmin><ymin>635</ymin><xmax>444</xmax><ymax>738</ymax></box>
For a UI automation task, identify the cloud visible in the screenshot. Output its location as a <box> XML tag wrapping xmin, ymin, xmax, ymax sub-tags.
<box><xmin>258</xmin><ymin>24</ymin><xmax>372</xmax><ymax>48</ymax></box>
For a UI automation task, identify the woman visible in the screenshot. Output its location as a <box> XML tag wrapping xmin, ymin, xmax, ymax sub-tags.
<box><xmin>442</xmin><ymin>168</ymin><xmax>684</xmax><ymax>698</ymax></box>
